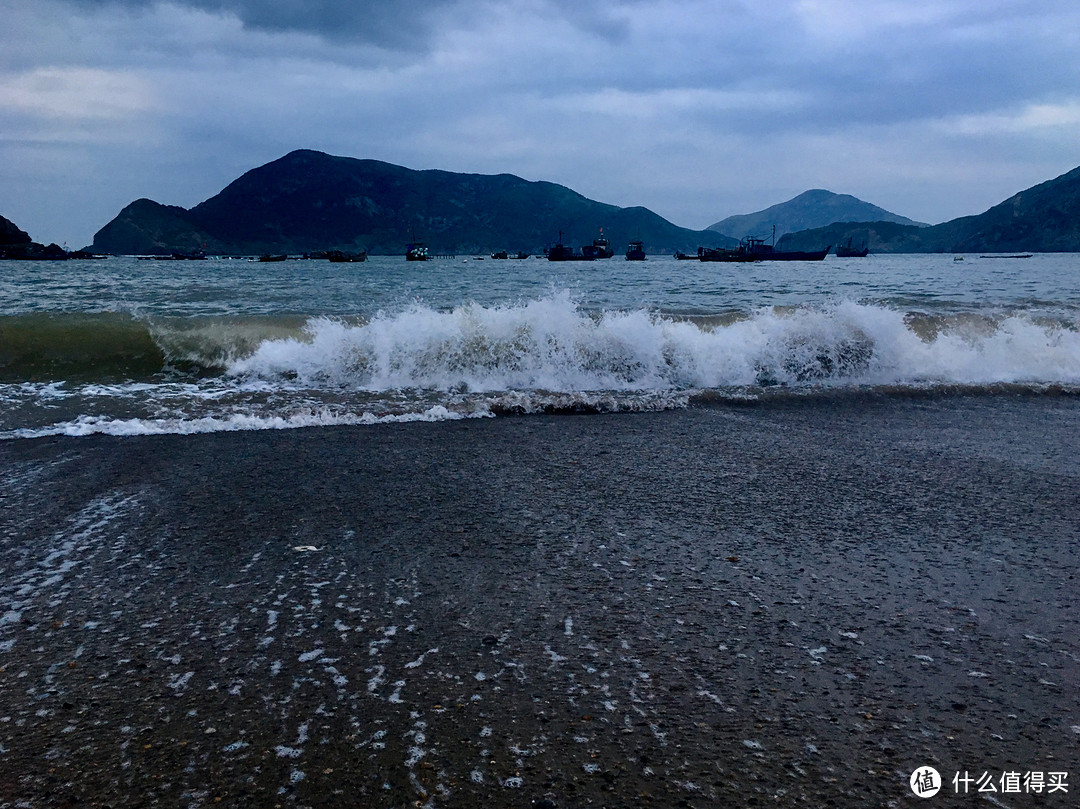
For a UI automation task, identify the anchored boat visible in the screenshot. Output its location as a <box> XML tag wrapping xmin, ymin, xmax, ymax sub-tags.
<box><xmin>835</xmin><ymin>238</ymin><xmax>869</xmax><ymax>258</ymax></box>
<box><xmin>581</xmin><ymin>230</ymin><xmax>615</xmax><ymax>259</ymax></box>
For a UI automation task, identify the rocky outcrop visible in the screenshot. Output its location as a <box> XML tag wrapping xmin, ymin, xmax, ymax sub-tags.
<box><xmin>1</xmin><ymin>214</ymin><xmax>33</xmax><ymax>247</ymax></box>
<box><xmin>1</xmin><ymin>214</ymin><xmax>103</xmax><ymax>259</ymax></box>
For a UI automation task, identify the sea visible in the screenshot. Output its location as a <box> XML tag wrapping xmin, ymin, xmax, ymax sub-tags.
<box><xmin>2</xmin><ymin>251</ymin><xmax>1079</xmax><ymax>438</ymax></box>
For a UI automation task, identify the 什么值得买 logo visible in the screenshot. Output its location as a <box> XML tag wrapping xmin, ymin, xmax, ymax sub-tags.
<box><xmin>910</xmin><ymin>767</ymin><xmax>941</xmax><ymax>798</ymax></box>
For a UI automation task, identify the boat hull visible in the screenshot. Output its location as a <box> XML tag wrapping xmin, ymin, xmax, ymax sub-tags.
<box><xmin>755</xmin><ymin>247</ymin><xmax>831</xmax><ymax>261</ymax></box>
<box><xmin>327</xmin><ymin>250</ymin><xmax>367</xmax><ymax>262</ymax></box>
<box><xmin>698</xmin><ymin>247</ymin><xmax>759</xmax><ymax>262</ymax></box>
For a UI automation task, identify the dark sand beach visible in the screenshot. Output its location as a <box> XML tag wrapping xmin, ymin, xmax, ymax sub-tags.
<box><xmin>2</xmin><ymin>395</ymin><xmax>1079</xmax><ymax>807</ymax></box>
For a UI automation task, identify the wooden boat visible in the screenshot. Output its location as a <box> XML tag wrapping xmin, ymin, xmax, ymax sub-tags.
<box><xmin>546</xmin><ymin>231</ymin><xmax>592</xmax><ymax>261</ymax></box>
<box><xmin>327</xmin><ymin>250</ymin><xmax>367</xmax><ymax>262</ymax></box>
<box><xmin>580</xmin><ymin>230</ymin><xmax>615</xmax><ymax>259</ymax></box>
<box><xmin>405</xmin><ymin>242</ymin><xmax>429</xmax><ymax>261</ymax></box>
<box><xmin>698</xmin><ymin>246</ymin><xmax>759</xmax><ymax>262</ymax></box>
<box><xmin>546</xmin><ymin>241</ymin><xmax>581</xmax><ymax>261</ymax></box>
<box><xmin>625</xmin><ymin>241</ymin><xmax>646</xmax><ymax>260</ymax></box>
<box><xmin>735</xmin><ymin>235</ymin><xmax>829</xmax><ymax>261</ymax></box>
<box><xmin>836</xmin><ymin>238</ymin><xmax>869</xmax><ymax>258</ymax></box>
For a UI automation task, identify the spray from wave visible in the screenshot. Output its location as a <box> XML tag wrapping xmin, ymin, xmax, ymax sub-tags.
<box><xmin>227</xmin><ymin>292</ymin><xmax>1080</xmax><ymax>392</ymax></box>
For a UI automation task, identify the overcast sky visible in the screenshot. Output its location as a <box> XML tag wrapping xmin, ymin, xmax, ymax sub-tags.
<box><xmin>2</xmin><ymin>0</ymin><xmax>1079</xmax><ymax>247</ymax></box>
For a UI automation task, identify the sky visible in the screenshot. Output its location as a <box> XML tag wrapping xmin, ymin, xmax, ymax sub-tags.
<box><xmin>2</xmin><ymin>1</ymin><xmax>1079</xmax><ymax>248</ymax></box>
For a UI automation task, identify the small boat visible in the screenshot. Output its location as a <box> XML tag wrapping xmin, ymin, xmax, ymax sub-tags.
<box><xmin>490</xmin><ymin>251</ymin><xmax>508</xmax><ymax>259</ymax></box>
<box><xmin>546</xmin><ymin>231</ymin><xmax>592</xmax><ymax>261</ymax></box>
<box><xmin>406</xmin><ymin>242</ymin><xmax>429</xmax><ymax>261</ymax></box>
<box><xmin>259</xmin><ymin>254</ymin><xmax>288</xmax><ymax>262</ymax></box>
<box><xmin>735</xmin><ymin>234</ymin><xmax>829</xmax><ymax>261</ymax></box>
<box><xmin>546</xmin><ymin>241</ymin><xmax>580</xmax><ymax>261</ymax></box>
<box><xmin>326</xmin><ymin>250</ymin><xmax>367</xmax><ymax>262</ymax></box>
<box><xmin>708</xmin><ymin>227</ymin><xmax>830</xmax><ymax>262</ymax></box>
<box><xmin>674</xmin><ymin>251</ymin><xmax>698</xmax><ymax>260</ymax></box>
<box><xmin>625</xmin><ymin>241</ymin><xmax>646</xmax><ymax>260</ymax></box>
<box><xmin>835</xmin><ymin>238</ymin><xmax>869</xmax><ymax>258</ymax></box>
<box><xmin>580</xmin><ymin>229</ymin><xmax>615</xmax><ymax>259</ymax></box>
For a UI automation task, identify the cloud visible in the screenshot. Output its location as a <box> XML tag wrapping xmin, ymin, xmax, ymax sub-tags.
<box><xmin>60</xmin><ymin>0</ymin><xmax>451</xmax><ymax>46</ymax></box>
<box><xmin>58</xmin><ymin>0</ymin><xmax>638</xmax><ymax>48</ymax></box>
<box><xmin>940</xmin><ymin>102</ymin><xmax>1080</xmax><ymax>137</ymax></box>
<box><xmin>0</xmin><ymin>67</ymin><xmax>157</xmax><ymax>121</ymax></box>
<box><xmin>3</xmin><ymin>0</ymin><xmax>1080</xmax><ymax>245</ymax></box>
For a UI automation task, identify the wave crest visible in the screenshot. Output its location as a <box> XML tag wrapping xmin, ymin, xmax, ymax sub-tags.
<box><xmin>227</xmin><ymin>294</ymin><xmax>1080</xmax><ymax>392</ymax></box>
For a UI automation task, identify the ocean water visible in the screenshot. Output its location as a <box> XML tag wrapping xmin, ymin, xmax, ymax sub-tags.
<box><xmin>2</xmin><ymin>252</ymin><xmax>1079</xmax><ymax>437</ymax></box>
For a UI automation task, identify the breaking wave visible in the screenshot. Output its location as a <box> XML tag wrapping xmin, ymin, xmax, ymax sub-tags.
<box><xmin>227</xmin><ymin>292</ymin><xmax>1080</xmax><ymax>391</ymax></box>
<box><xmin>3</xmin><ymin>292</ymin><xmax>1080</xmax><ymax>437</ymax></box>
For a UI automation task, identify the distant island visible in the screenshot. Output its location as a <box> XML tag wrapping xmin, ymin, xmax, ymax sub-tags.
<box><xmin>5</xmin><ymin>150</ymin><xmax>1080</xmax><ymax>257</ymax></box>
<box><xmin>775</xmin><ymin>164</ymin><xmax>1080</xmax><ymax>254</ymax></box>
<box><xmin>87</xmin><ymin>150</ymin><xmax>737</xmax><ymax>257</ymax></box>
<box><xmin>87</xmin><ymin>151</ymin><xmax>1080</xmax><ymax>256</ymax></box>
<box><xmin>706</xmin><ymin>169</ymin><xmax>1080</xmax><ymax>254</ymax></box>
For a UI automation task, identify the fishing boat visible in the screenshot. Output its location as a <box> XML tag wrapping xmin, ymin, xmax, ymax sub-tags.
<box><xmin>546</xmin><ymin>231</ymin><xmax>591</xmax><ymax>261</ymax></box>
<box><xmin>835</xmin><ymin>238</ymin><xmax>869</xmax><ymax>258</ymax></box>
<box><xmin>735</xmin><ymin>227</ymin><xmax>829</xmax><ymax>261</ymax></box>
<box><xmin>327</xmin><ymin>250</ymin><xmax>367</xmax><ymax>262</ymax></box>
<box><xmin>546</xmin><ymin>241</ymin><xmax>580</xmax><ymax>261</ymax></box>
<box><xmin>405</xmin><ymin>242</ymin><xmax>429</xmax><ymax>261</ymax></box>
<box><xmin>698</xmin><ymin>246</ymin><xmax>760</xmax><ymax>262</ymax></box>
<box><xmin>580</xmin><ymin>230</ymin><xmax>615</xmax><ymax>259</ymax></box>
<box><xmin>625</xmin><ymin>241</ymin><xmax>646</xmax><ymax>260</ymax></box>
<box><xmin>258</xmin><ymin>254</ymin><xmax>287</xmax><ymax>262</ymax></box>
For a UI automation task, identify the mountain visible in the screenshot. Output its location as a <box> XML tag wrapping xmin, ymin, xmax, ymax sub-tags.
<box><xmin>707</xmin><ymin>189</ymin><xmax>926</xmax><ymax>240</ymax></box>
<box><xmin>776</xmin><ymin>164</ymin><xmax>1080</xmax><ymax>253</ymax></box>
<box><xmin>774</xmin><ymin>221</ymin><xmax>935</xmax><ymax>254</ymax></box>
<box><xmin>924</xmin><ymin>164</ymin><xmax>1080</xmax><ymax>252</ymax></box>
<box><xmin>90</xmin><ymin>150</ymin><xmax>736</xmax><ymax>256</ymax></box>
<box><xmin>91</xmin><ymin>199</ymin><xmax>223</xmax><ymax>256</ymax></box>
<box><xmin>1</xmin><ymin>214</ymin><xmax>32</xmax><ymax>247</ymax></box>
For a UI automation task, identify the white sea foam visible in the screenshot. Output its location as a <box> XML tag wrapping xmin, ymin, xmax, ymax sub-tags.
<box><xmin>7</xmin><ymin>405</ymin><xmax>475</xmax><ymax>439</ymax></box>
<box><xmin>229</xmin><ymin>295</ymin><xmax>1080</xmax><ymax>391</ymax></box>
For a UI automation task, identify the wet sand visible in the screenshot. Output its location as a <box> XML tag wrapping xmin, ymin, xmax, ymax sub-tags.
<box><xmin>2</xmin><ymin>395</ymin><xmax>1079</xmax><ymax>807</ymax></box>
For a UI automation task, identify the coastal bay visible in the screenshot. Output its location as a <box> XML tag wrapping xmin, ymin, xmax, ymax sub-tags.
<box><xmin>2</xmin><ymin>394</ymin><xmax>1078</xmax><ymax>807</ymax></box>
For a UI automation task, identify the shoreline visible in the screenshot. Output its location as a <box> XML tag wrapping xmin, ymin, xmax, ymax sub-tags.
<box><xmin>2</xmin><ymin>397</ymin><xmax>1079</xmax><ymax>807</ymax></box>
